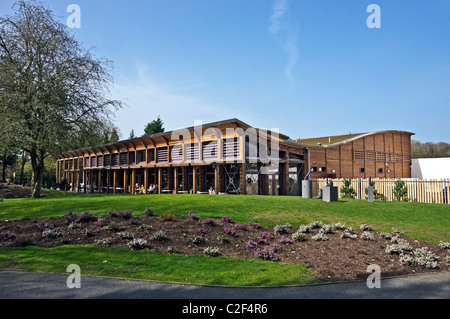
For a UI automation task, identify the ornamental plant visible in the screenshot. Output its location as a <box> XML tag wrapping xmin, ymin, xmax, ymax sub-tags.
<box><xmin>393</xmin><ymin>179</ymin><xmax>409</xmax><ymax>202</ymax></box>
<box><xmin>128</xmin><ymin>238</ymin><xmax>148</xmax><ymax>250</ymax></box>
<box><xmin>77</xmin><ymin>212</ymin><xmax>96</xmax><ymax>223</ymax></box>
<box><xmin>94</xmin><ymin>218</ymin><xmax>105</xmax><ymax>227</ymax></box>
<box><xmin>340</xmin><ymin>178</ymin><xmax>356</xmax><ymax>198</ymax></box>
<box><xmin>203</xmin><ymin>246</ymin><xmax>222</xmax><ymax>257</ymax></box>
<box><xmin>42</xmin><ymin>229</ymin><xmax>60</xmax><ymax>239</ymax></box>
<box><xmin>224</xmin><ymin>227</ymin><xmax>239</xmax><ymax>237</ymax></box>
<box><xmin>292</xmin><ymin>231</ymin><xmax>306</xmax><ymax>242</ymax></box>
<box><xmin>235</xmin><ymin>223</ymin><xmax>247</xmax><ymax>230</ymax></box>
<box><xmin>0</xmin><ymin>231</ymin><xmax>14</xmax><ymax>241</ymax></box>
<box><xmin>202</xmin><ymin>218</ymin><xmax>216</xmax><ymax>226</ymax></box>
<box><xmin>150</xmin><ymin>230</ymin><xmax>168</xmax><ymax>241</ymax></box>
<box><xmin>36</xmin><ymin>222</ymin><xmax>55</xmax><ymax>230</ymax></box>
<box><xmin>273</xmin><ymin>223</ymin><xmax>291</xmax><ymax>234</ymax></box>
<box><xmin>144</xmin><ymin>208</ymin><xmax>154</xmax><ymax>216</ymax></box>
<box><xmin>190</xmin><ymin>235</ymin><xmax>205</xmax><ymax>244</ymax></box>
<box><xmin>248</xmin><ymin>222</ymin><xmax>261</xmax><ymax>229</ymax></box>
<box><xmin>188</xmin><ymin>212</ymin><xmax>200</xmax><ymax>221</ymax></box>
<box><xmin>222</xmin><ymin>216</ymin><xmax>234</xmax><ymax>223</ymax></box>
<box><xmin>194</xmin><ymin>228</ymin><xmax>207</xmax><ymax>237</ymax></box>
<box><xmin>64</xmin><ymin>211</ymin><xmax>79</xmax><ymax>222</ymax></box>
<box><xmin>119</xmin><ymin>211</ymin><xmax>133</xmax><ymax>220</ymax></box>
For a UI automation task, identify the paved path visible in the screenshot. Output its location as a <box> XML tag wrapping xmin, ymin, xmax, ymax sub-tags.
<box><xmin>0</xmin><ymin>270</ymin><xmax>449</xmax><ymax>299</ymax></box>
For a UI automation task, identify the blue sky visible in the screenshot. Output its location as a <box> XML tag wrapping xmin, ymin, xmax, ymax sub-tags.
<box><xmin>1</xmin><ymin>0</ymin><xmax>450</xmax><ymax>142</ymax></box>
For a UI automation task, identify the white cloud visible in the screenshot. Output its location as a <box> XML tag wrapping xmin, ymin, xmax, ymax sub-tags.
<box><xmin>268</xmin><ymin>0</ymin><xmax>299</xmax><ymax>81</ymax></box>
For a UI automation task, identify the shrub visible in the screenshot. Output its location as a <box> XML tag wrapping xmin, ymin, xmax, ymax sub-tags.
<box><xmin>439</xmin><ymin>241</ymin><xmax>450</xmax><ymax>251</ymax></box>
<box><xmin>273</xmin><ymin>223</ymin><xmax>291</xmax><ymax>234</ymax></box>
<box><xmin>278</xmin><ymin>236</ymin><xmax>293</xmax><ymax>244</ymax></box>
<box><xmin>222</xmin><ymin>216</ymin><xmax>234</xmax><ymax>223</ymax></box>
<box><xmin>414</xmin><ymin>247</ymin><xmax>439</xmax><ymax>269</ymax></box>
<box><xmin>312</xmin><ymin>232</ymin><xmax>328</xmax><ymax>241</ymax></box>
<box><xmin>246</xmin><ymin>240</ymin><xmax>259</xmax><ymax>250</ymax></box>
<box><xmin>393</xmin><ymin>179</ymin><xmax>408</xmax><ymax>202</ymax></box>
<box><xmin>399</xmin><ymin>253</ymin><xmax>417</xmax><ymax>267</ymax></box>
<box><xmin>128</xmin><ymin>238</ymin><xmax>148</xmax><ymax>250</ymax></box>
<box><xmin>341</xmin><ymin>231</ymin><xmax>357</xmax><ymax>240</ymax></box>
<box><xmin>361</xmin><ymin>231</ymin><xmax>375</xmax><ymax>241</ymax></box>
<box><xmin>68</xmin><ymin>222</ymin><xmax>81</xmax><ymax>230</ymax></box>
<box><xmin>248</xmin><ymin>222</ymin><xmax>261</xmax><ymax>229</ymax></box>
<box><xmin>360</xmin><ymin>224</ymin><xmax>374</xmax><ymax>231</ymax></box>
<box><xmin>36</xmin><ymin>222</ymin><xmax>55</xmax><ymax>231</ymax></box>
<box><xmin>137</xmin><ymin>224</ymin><xmax>149</xmax><ymax>231</ymax></box>
<box><xmin>108</xmin><ymin>210</ymin><xmax>120</xmax><ymax>218</ymax></box>
<box><xmin>258</xmin><ymin>232</ymin><xmax>273</xmax><ymax>240</ymax></box>
<box><xmin>104</xmin><ymin>223</ymin><xmax>119</xmax><ymax>232</ymax></box>
<box><xmin>150</xmin><ymin>230</ymin><xmax>168</xmax><ymax>241</ymax></box>
<box><xmin>254</xmin><ymin>244</ymin><xmax>279</xmax><ymax>262</ymax></box>
<box><xmin>194</xmin><ymin>228</ymin><xmax>207</xmax><ymax>237</ymax></box>
<box><xmin>119</xmin><ymin>211</ymin><xmax>133</xmax><ymax>220</ymax></box>
<box><xmin>0</xmin><ymin>231</ymin><xmax>14</xmax><ymax>241</ymax></box>
<box><xmin>202</xmin><ymin>218</ymin><xmax>216</xmax><ymax>226</ymax></box>
<box><xmin>297</xmin><ymin>225</ymin><xmax>311</xmax><ymax>233</ymax></box>
<box><xmin>188</xmin><ymin>212</ymin><xmax>200</xmax><ymax>221</ymax></box>
<box><xmin>392</xmin><ymin>228</ymin><xmax>404</xmax><ymax>236</ymax></box>
<box><xmin>81</xmin><ymin>228</ymin><xmax>93</xmax><ymax>237</ymax></box>
<box><xmin>320</xmin><ymin>225</ymin><xmax>333</xmax><ymax>234</ymax></box>
<box><xmin>381</xmin><ymin>232</ymin><xmax>392</xmax><ymax>240</ymax></box>
<box><xmin>162</xmin><ymin>212</ymin><xmax>175</xmax><ymax>221</ymax></box>
<box><xmin>118</xmin><ymin>231</ymin><xmax>135</xmax><ymax>240</ymax></box>
<box><xmin>203</xmin><ymin>246</ymin><xmax>222</xmax><ymax>257</ymax></box>
<box><xmin>64</xmin><ymin>211</ymin><xmax>79</xmax><ymax>222</ymax></box>
<box><xmin>94</xmin><ymin>218</ymin><xmax>105</xmax><ymax>227</ymax></box>
<box><xmin>42</xmin><ymin>229</ymin><xmax>60</xmax><ymax>239</ymax></box>
<box><xmin>224</xmin><ymin>227</ymin><xmax>239</xmax><ymax>237</ymax></box>
<box><xmin>190</xmin><ymin>235</ymin><xmax>205</xmax><ymax>244</ymax></box>
<box><xmin>346</xmin><ymin>227</ymin><xmax>356</xmax><ymax>234</ymax></box>
<box><xmin>235</xmin><ymin>223</ymin><xmax>247</xmax><ymax>230</ymax></box>
<box><xmin>391</xmin><ymin>237</ymin><xmax>413</xmax><ymax>251</ymax></box>
<box><xmin>332</xmin><ymin>222</ymin><xmax>346</xmax><ymax>230</ymax></box>
<box><xmin>144</xmin><ymin>208</ymin><xmax>154</xmax><ymax>216</ymax></box>
<box><xmin>217</xmin><ymin>235</ymin><xmax>230</xmax><ymax>244</ymax></box>
<box><xmin>77</xmin><ymin>212</ymin><xmax>96</xmax><ymax>223</ymax></box>
<box><xmin>95</xmin><ymin>238</ymin><xmax>112</xmax><ymax>248</ymax></box>
<box><xmin>292</xmin><ymin>231</ymin><xmax>307</xmax><ymax>242</ymax></box>
<box><xmin>167</xmin><ymin>246</ymin><xmax>179</xmax><ymax>254</ymax></box>
<box><xmin>340</xmin><ymin>178</ymin><xmax>356</xmax><ymax>198</ymax></box>
<box><xmin>309</xmin><ymin>221</ymin><xmax>323</xmax><ymax>229</ymax></box>
<box><xmin>255</xmin><ymin>237</ymin><xmax>269</xmax><ymax>245</ymax></box>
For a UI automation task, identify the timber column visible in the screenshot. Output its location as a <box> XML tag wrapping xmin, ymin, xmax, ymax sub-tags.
<box><xmin>123</xmin><ymin>169</ymin><xmax>129</xmax><ymax>194</ymax></box>
<box><xmin>239</xmin><ymin>163</ymin><xmax>246</xmax><ymax>195</ymax></box>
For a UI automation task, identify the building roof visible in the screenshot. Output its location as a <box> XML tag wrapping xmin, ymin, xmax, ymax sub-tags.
<box><xmin>292</xmin><ymin>130</ymin><xmax>415</xmax><ymax>148</ymax></box>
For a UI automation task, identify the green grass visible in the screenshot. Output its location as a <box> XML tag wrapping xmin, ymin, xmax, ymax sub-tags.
<box><xmin>0</xmin><ymin>245</ymin><xmax>316</xmax><ymax>286</ymax></box>
<box><xmin>0</xmin><ymin>191</ymin><xmax>449</xmax><ymax>286</ymax></box>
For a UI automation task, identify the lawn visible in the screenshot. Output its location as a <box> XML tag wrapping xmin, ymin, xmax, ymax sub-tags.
<box><xmin>0</xmin><ymin>192</ymin><xmax>448</xmax><ymax>286</ymax></box>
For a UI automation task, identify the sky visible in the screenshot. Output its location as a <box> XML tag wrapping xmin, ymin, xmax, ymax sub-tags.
<box><xmin>1</xmin><ymin>0</ymin><xmax>450</xmax><ymax>143</ymax></box>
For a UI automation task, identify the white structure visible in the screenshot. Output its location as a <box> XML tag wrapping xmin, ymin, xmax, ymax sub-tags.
<box><xmin>411</xmin><ymin>158</ymin><xmax>450</xmax><ymax>179</ymax></box>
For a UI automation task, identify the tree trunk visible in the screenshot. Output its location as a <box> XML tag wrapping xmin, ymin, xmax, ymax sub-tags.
<box><xmin>1</xmin><ymin>162</ymin><xmax>6</xmax><ymax>183</ymax></box>
<box><xmin>20</xmin><ymin>150</ymin><xmax>27</xmax><ymax>185</ymax></box>
<box><xmin>30</xmin><ymin>151</ymin><xmax>45</xmax><ymax>198</ymax></box>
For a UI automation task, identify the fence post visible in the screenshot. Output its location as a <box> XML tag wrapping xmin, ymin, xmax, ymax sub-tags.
<box><xmin>358</xmin><ymin>178</ymin><xmax>362</xmax><ymax>200</ymax></box>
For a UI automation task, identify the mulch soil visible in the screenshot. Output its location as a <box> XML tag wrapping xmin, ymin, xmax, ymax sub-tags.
<box><xmin>0</xmin><ymin>213</ymin><xmax>449</xmax><ymax>283</ymax></box>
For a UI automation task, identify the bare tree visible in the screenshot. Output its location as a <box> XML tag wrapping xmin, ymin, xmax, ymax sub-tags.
<box><xmin>0</xmin><ymin>1</ymin><xmax>122</xmax><ymax>197</ymax></box>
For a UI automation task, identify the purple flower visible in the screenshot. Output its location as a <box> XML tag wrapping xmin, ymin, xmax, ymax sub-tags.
<box><xmin>258</xmin><ymin>232</ymin><xmax>273</xmax><ymax>240</ymax></box>
<box><xmin>248</xmin><ymin>222</ymin><xmax>261</xmax><ymax>229</ymax></box>
<box><xmin>77</xmin><ymin>212</ymin><xmax>96</xmax><ymax>223</ymax></box>
<box><xmin>235</xmin><ymin>223</ymin><xmax>247</xmax><ymax>230</ymax></box>
<box><xmin>64</xmin><ymin>211</ymin><xmax>78</xmax><ymax>222</ymax></box>
<box><xmin>119</xmin><ymin>211</ymin><xmax>133</xmax><ymax>220</ymax></box>
<box><xmin>224</xmin><ymin>227</ymin><xmax>239</xmax><ymax>237</ymax></box>
<box><xmin>222</xmin><ymin>216</ymin><xmax>234</xmax><ymax>223</ymax></box>
<box><xmin>194</xmin><ymin>228</ymin><xmax>207</xmax><ymax>237</ymax></box>
<box><xmin>108</xmin><ymin>210</ymin><xmax>120</xmax><ymax>218</ymax></box>
<box><xmin>0</xmin><ymin>231</ymin><xmax>14</xmax><ymax>241</ymax></box>
<box><xmin>188</xmin><ymin>212</ymin><xmax>200</xmax><ymax>221</ymax></box>
<box><xmin>36</xmin><ymin>222</ymin><xmax>55</xmax><ymax>230</ymax></box>
<box><xmin>245</xmin><ymin>240</ymin><xmax>259</xmax><ymax>250</ymax></box>
<box><xmin>202</xmin><ymin>218</ymin><xmax>216</xmax><ymax>226</ymax></box>
<box><xmin>94</xmin><ymin>218</ymin><xmax>105</xmax><ymax>227</ymax></box>
<box><xmin>144</xmin><ymin>208</ymin><xmax>154</xmax><ymax>216</ymax></box>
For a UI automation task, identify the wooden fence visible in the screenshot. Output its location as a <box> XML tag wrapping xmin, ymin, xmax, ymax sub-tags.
<box><xmin>311</xmin><ymin>178</ymin><xmax>450</xmax><ymax>204</ymax></box>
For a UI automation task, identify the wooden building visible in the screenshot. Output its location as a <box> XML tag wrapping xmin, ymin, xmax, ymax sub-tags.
<box><xmin>295</xmin><ymin>131</ymin><xmax>415</xmax><ymax>179</ymax></box>
<box><xmin>56</xmin><ymin>119</ymin><xmax>307</xmax><ymax>196</ymax></box>
<box><xmin>56</xmin><ymin>120</ymin><xmax>414</xmax><ymax>196</ymax></box>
